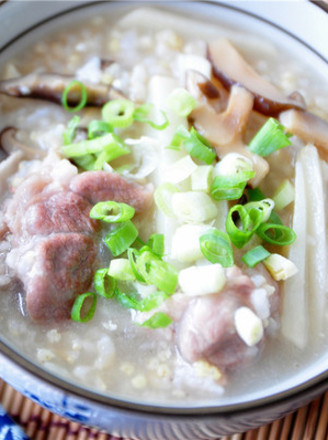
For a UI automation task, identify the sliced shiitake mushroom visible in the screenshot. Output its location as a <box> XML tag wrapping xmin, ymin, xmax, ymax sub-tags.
<box><xmin>208</xmin><ymin>39</ymin><xmax>306</xmax><ymax>117</ymax></box>
<box><xmin>0</xmin><ymin>73</ymin><xmax>125</xmax><ymax>107</ymax></box>
<box><xmin>0</xmin><ymin>127</ymin><xmax>46</xmax><ymax>160</ymax></box>
<box><xmin>280</xmin><ymin>109</ymin><xmax>328</xmax><ymax>161</ymax></box>
<box><xmin>191</xmin><ymin>85</ymin><xmax>269</xmax><ymax>186</ymax></box>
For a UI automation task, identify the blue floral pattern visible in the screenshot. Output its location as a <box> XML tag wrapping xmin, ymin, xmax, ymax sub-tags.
<box><xmin>0</xmin><ymin>405</ymin><xmax>30</xmax><ymax>440</ymax></box>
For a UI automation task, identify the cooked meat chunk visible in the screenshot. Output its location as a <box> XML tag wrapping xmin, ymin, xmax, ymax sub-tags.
<box><xmin>70</xmin><ymin>171</ymin><xmax>153</xmax><ymax>214</ymax></box>
<box><xmin>2</xmin><ymin>155</ymin><xmax>153</xmax><ymax>322</ymax></box>
<box><xmin>25</xmin><ymin>233</ymin><xmax>96</xmax><ymax>322</ymax></box>
<box><xmin>23</xmin><ymin>191</ymin><xmax>97</xmax><ymax>236</ymax></box>
<box><xmin>177</xmin><ymin>267</ymin><xmax>266</xmax><ymax>370</ymax></box>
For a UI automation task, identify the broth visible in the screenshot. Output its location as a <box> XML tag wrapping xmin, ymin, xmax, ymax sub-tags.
<box><xmin>0</xmin><ymin>5</ymin><xmax>328</xmax><ymax>407</ymax></box>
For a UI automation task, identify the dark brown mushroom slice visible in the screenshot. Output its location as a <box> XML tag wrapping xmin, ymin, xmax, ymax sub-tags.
<box><xmin>0</xmin><ymin>126</ymin><xmax>46</xmax><ymax>159</ymax></box>
<box><xmin>185</xmin><ymin>70</ymin><xmax>229</xmax><ymax>113</ymax></box>
<box><xmin>279</xmin><ymin>109</ymin><xmax>328</xmax><ymax>161</ymax></box>
<box><xmin>0</xmin><ymin>73</ymin><xmax>125</xmax><ymax>107</ymax></box>
<box><xmin>207</xmin><ymin>39</ymin><xmax>306</xmax><ymax>117</ymax></box>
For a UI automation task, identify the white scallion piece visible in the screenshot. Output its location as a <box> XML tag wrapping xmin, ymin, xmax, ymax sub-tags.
<box><xmin>171</xmin><ymin>224</ymin><xmax>209</xmax><ymax>263</ymax></box>
<box><xmin>263</xmin><ymin>254</ymin><xmax>298</xmax><ymax>281</ymax></box>
<box><xmin>178</xmin><ymin>264</ymin><xmax>225</xmax><ymax>296</ymax></box>
<box><xmin>300</xmin><ymin>144</ymin><xmax>327</xmax><ymax>336</ymax></box>
<box><xmin>273</xmin><ymin>179</ymin><xmax>295</xmax><ymax>211</ymax></box>
<box><xmin>234</xmin><ymin>307</ymin><xmax>263</xmax><ymax>347</ymax></box>
<box><xmin>191</xmin><ymin>165</ymin><xmax>214</xmax><ymax>192</ymax></box>
<box><xmin>164</xmin><ymin>155</ymin><xmax>198</xmax><ymax>184</ymax></box>
<box><xmin>213</xmin><ymin>152</ymin><xmax>253</xmax><ymax>177</ymax></box>
<box><xmin>172</xmin><ymin>191</ymin><xmax>218</xmax><ymax>223</ymax></box>
<box><xmin>281</xmin><ymin>161</ymin><xmax>308</xmax><ymax>349</ymax></box>
<box><xmin>108</xmin><ymin>259</ymin><xmax>135</xmax><ymax>281</ymax></box>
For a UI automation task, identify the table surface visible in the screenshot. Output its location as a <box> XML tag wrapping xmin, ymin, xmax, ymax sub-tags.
<box><xmin>1</xmin><ymin>378</ymin><xmax>328</xmax><ymax>440</ymax></box>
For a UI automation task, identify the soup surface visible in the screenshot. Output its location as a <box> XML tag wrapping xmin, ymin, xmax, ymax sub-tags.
<box><xmin>1</xmin><ymin>5</ymin><xmax>328</xmax><ymax>406</ymax></box>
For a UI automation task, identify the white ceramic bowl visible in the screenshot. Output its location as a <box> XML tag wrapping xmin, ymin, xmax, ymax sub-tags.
<box><xmin>0</xmin><ymin>2</ymin><xmax>328</xmax><ymax>438</ymax></box>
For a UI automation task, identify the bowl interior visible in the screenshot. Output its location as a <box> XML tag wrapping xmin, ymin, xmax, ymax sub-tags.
<box><xmin>0</xmin><ymin>0</ymin><xmax>328</xmax><ymax>412</ymax></box>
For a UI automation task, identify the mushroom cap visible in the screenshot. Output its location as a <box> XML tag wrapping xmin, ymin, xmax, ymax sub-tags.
<box><xmin>0</xmin><ymin>73</ymin><xmax>125</xmax><ymax>107</ymax></box>
<box><xmin>208</xmin><ymin>39</ymin><xmax>305</xmax><ymax>117</ymax></box>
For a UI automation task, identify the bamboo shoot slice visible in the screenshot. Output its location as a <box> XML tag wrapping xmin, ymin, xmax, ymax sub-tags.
<box><xmin>281</xmin><ymin>160</ymin><xmax>308</xmax><ymax>349</ymax></box>
<box><xmin>300</xmin><ymin>144</ymin><xmax>327</xmax><ymax>336</ymax></box>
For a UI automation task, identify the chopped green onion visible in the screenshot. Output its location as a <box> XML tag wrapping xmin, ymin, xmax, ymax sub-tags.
<box><xmin>164</xmin><ymin>155</ymin><xmax>198</xmax><ymax>184</ymax></box>
<box><xmin>199</xmin><ymin>229</ymin><xmax>234</xmax><ymax>267</ymax></box>
<box><xmin>138</xmin><ymin>291</ymin><xmax>170</xmax><ymax>312</ymax></box>
<box><xmin>62</xmin><ymin>80</ymin><xmax>88</xmax><ymax>113</ymax></box>
<box><xmin>256</xmin><ymin>223</ymin><xmax>297</xmax><ymax>246</ymax></box>
<box><xmin>184</xmin><ymin>127</ymin><xmax>216</xmax><ymax>165</ymax></box>
<box><xmin>90</xmin><ymin>201</ymin><xmax>135</xmax><ymax>223</ymax></box>
<box><xmin>94</xmin><ymin>268</ymin><xmax>116</xmax><ymax>298</ymax></box>
<box><xmin>141</xmin><ymin>312</ymin><xmax>172</xmax><ymax>329</ymax></box>
<box><xmin>63</xmin><ymin>115</ymin><xmax>81</xmax><ymax>145</ymax></box>
<box><xmin>191</xmin><ymin>165</ymin><xmax>214</xmax><ymax>192</ymax></box>
<box><xmin>246</xmin><ymin>187</ymin><xmax>266</xmax><ymax>202</ymax></box>
<box><xmin>114</xmin><ymin>289</ymin><xmax>169</xmax><ymax>312</ymax></box>
<box><xmin>102</xmin><ymin>99</ymin><xmax>135</xmax><ymax>128</ymax></box>
<box><xmin>88</xmin><ymin>120</ymin><xmax>113</xmax><ymax>139</ymax></box>
<box><xmin>136</xmin><ymin>250</ymin><xmax>178</xmax><ymax>295</ymax></box>
<box><xmin>104</xmin><ymin>220</ymin><xmax>138</xmax><ymax>257</ymax></box>
<box><xmin>246</xmin><ymin>188</ymin><xmax>283</xmax><ymax>225</ymax></box>
<box><xmin>147</xmin><ymin>234</ymin><xmax>165</xmax><ymax>257</ymax></box>
<box><xmin>167</xmin><ymin>125</ymin><xmax>190</xmax><ymax>150</ymax></box>
<box><xmin>92</xmin><ymin>147</ymin><xmax>115</xmax><ymax>170</ymax></box>
<box><xmin>73</xmin><ymin>154</ymin><xmax>96</xmax><ymax>171</ymax></box>
<box><xmin>172</xmin><ymin>191</ymin><xmax>218</xmax><ymax>223</ymax></box>
<box><xmin>167</xmin><ymin>88</ymin><xmax>197</xmax><ymax>117</ymax></box>
<box><xmin>127</xmin><ymin>248</ymin><xmax>146</xmax><ymax>282</ymax></box>
<box><xmin>211</xmin><ymin>170</ymin><xmax>255</xmax><ymax>200</ymax></box>
<box><xmin>242</xmin><ymin>245</ymin><xmax>271</xmax><ymax>268</ymax></box>
<box><xmin>214</xmin><ymin>153</ymin><xmax>253</xmax><ymax>176</ymax></box>
<box><xmin>226</xmin><ymin>204</ymin><xmax>263</xmax><ymax>248</ymax></box>
<box><xmin>108</xmin><ymin>259</ymin><xmax>136</xmax><ymax>281</ymax></box>
<box><xmin>273</xmin><ymin>179</ymin><xmax>295</xmax><ymax>211</ymax></box>
<box><xmin>154</xmin><ymin>183</ymin><xmax>180</xmax><ymax>218</ymax></box>
<box><xmin>71</xmin><ymin>292</ymin><xmax>97</xmax><ymax>322</ymax></box>
<box><xmin>134</xmin><ymin>103</ymin><xmax>169</xmax><ymax>130</ymax></box>
<box><xmin>244</xmin><ymin>198</ymin><xmax>275</xmax><ymax>224</ymax></box>
<box><xmin>114</xmin><ymin>289</ymin><xmax>141</xmax><ymax>310</ymax></box>
<box><xmin>62</xmin><ymin>133</ymin><xmax>130</xmax><ymax>159</ymax></box>
<box><xmin>248</xmin><ymin>117</ymin><xmax>292</xmax><ymax>157</ymax></box>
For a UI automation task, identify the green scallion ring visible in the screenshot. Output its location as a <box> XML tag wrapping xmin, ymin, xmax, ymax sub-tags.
<box><xmin>242</xmin><ymin>245</ymin><xmax>271</xmax><ymax>268</ymax></box>
<box><xmin>226</xmin><ymin>204</ymin><xmax>263</xmax><ymax>249</ymax></box>
<box><xmin>127</xmin><ymin>248</ymin><xmax>146</xmax><ymax>283</ymax></box>
<box><xmin>102</xmin><ymin>99</ymin><xmax>135</xmax><ymax>128</ymax></box>
<box><xmin>134</xmin><ymin>103</ymin><xmax>169</xmax><ymax>131</ymax></box>
<box><xmin>141</xmin><ymin>311</ymin><xmax>172</xmax><ymax>329</ymax></box>
<box><xmin>94</xmin><ymin>268</ymin><xmax>116</xmax><ymax>298</ymax></box>
<box><xmin>199</xmin><ymin>229</ymin><xmax>234</xmax><ymax>267</ymax></box>
<box><xmin>184</xmin><ymin>127</ymin><xmax>216</xmax><ymax>165</ymax></box>
<box><xmin>256</xmin><ymin>223</ymin><xmax>297</xmax><ymax>246</ymax></box>
<box><xmin>71</xmin><ymin>292</ymin><xmax>97</xmax><ymax>322</ymax></box>
<box><xmin>90</xmin><ymin>201</ymin><xmax>135</xmax><ymax>223</ymax></box>
<box><xmin>62</xmin><ymin>80</ymin><xmax>88</xmax><ymax>113</ymax></box>
<box><xmin>104</xmin><ymin>220</ymin><xmax>138</xmax><ymax>257</ymax></box>
<box><xmin>147</xmin><ymin>233</ymin><xmax>165</xmax><ymax>257</ymax></box>
<box><xmin>88</xmin><ymin>120</ymin><xmax>113</xmax><ymax>139</ymax></box>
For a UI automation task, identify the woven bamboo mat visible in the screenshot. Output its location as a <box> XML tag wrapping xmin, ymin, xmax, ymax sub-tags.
<box><xmin>1</xmin><ymin>378</ymin><xmax>328</xmax><ymax>440</ymax></box>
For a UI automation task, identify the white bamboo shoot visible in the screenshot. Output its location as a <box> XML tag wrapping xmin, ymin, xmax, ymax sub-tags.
<box><xmin>300</xmin><ymin>144</ymin><xmax>327</xmax><ymax>336</ymax></box>
<box><xmin>281</xmin><ymin>160</ymin><xmax>308</xmax><ymax>349</ymax></box>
